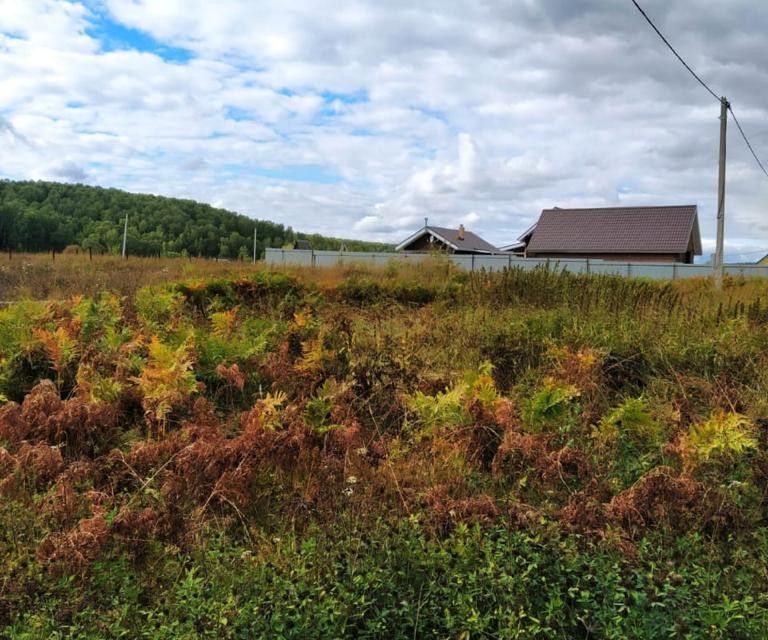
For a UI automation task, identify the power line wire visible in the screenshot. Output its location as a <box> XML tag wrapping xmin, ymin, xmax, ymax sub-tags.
<box><xmin>630</xmin><ymin>0</ymin><xmax>719</xmax><ymax>102</ymax></box>
<box><xmin>728</xmin><ymin>105</ymin><xmax>768</xmax><ymax>178</ymax></box>
<box><xmin>630</xmin><ymin>0</ymin><xmax>768</xmax><ymax>178</ymax></box>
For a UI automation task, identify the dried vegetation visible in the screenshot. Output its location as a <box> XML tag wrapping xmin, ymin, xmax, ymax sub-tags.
<box><xmin>3</xmin><ymin>263</ymin><xmax>768</xmax><ymax>634</ymax></box>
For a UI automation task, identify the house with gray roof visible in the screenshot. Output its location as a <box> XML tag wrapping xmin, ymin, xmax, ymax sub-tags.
<box><xmin>396</xmin><ymin>224</ymin><xmax>498</xmax><ymax>254</ymax></box>
<box><xmin>517</xmin><ymin>205</ymin><xmax>702</xmax><ymax>264</ymax></box>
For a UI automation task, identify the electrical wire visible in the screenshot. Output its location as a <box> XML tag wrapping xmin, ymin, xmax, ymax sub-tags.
<box><xmin>728</xmin><ymin>105</ymin><xmax>768</xmax><ymax>178</ymax></box>
<box><xmin>631</xmin><ymin>0</ymin><xmax>768</xmax><ymax>178</ymax></box>
<box><xmin>630</xmin><ymin>0</ymin><xmax>720</xmax><ymax>102</ymax></box>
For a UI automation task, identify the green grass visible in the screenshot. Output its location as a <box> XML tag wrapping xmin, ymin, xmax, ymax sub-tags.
<box><xmin>2</xmin><ymin>266</ymin><xmax>768</xmax><ymax>637</ymax></box>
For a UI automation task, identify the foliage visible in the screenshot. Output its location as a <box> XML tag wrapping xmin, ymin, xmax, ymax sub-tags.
<box><xmin>406</xmin><ymin>362</ymin><xmax>498</xmax><ymax>436</ymax></box>
<box><xmin>135</xmin><ymin>287</ymin><xmax>184</xmax><ymax>333</ymax></box>
<box><xmin>304</xmin><ymin>378</ymin><xmax>346</xmax><ymax>435</ymax></box>
<box><xmin>2</xmin><ymin>266</ymin><xmax>768</xmax><ymax>637</ymax></box>
<box><xmin>685</xmin><ymin>412</ymin><xmax>758</xmax><ymax>462</ymax></box>
<box><xmin>0</xmin><ymin>300</ymin><xmax>47</xmax><ymax>399</ymax></box>
<box><xmin>596</xmin><ymin>397</ymin><xmax>663</xmax><ymax>449</ymax></box>
<box><xmin>33</xmin><ymin>326</ymin><xmax>77</xmax><ymax>391</ymax></box>
<box><xmin>5</xmin><ymin>525</ymin><xmax>768</xmax><ymax>639</ymax></box>
<box><xmin>525</xmin><ymin>382</ymin><xmax>579</xmax><ymax>431</ymax></box>
<box><xmin>0</xmin><ymin>179</ymin><xmax>393</xmax><ymax>257</ymax></box>
<box><xmin>131</xmin><ymin>336</ymin><xmax>198</xmax><ymax>430</ymax></box>
<box><xmin>72</xmin><ymin>293</ymin><xmax>122</xmax><ymax>344</ymax></box>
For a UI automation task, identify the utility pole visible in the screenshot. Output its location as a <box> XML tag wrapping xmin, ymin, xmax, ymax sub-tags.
<box><xmin>253</xmin><ymin>225</ymin><xmax>258</xmax><ymax>263</ymax></box>
<box><xmin>122</xmin><ymin>213</ymin><xmax>128</xmax><ymax>259</ymax></box>
<box><xmin>714</xmin><ymin>96</ymin><xmax>728</xmax><ymax>290</ymax></box>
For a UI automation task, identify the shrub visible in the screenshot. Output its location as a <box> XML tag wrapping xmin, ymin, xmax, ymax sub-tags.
<box><xmin>337</xmin><ymin>277</ymin><xmax>383</xmax><ymax>304</ymax></box>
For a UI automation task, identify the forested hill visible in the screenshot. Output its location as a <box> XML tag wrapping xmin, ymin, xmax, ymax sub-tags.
<box><xmin>0</xmin><ymin>180</ymin><xmax>393</xmax><ymax>258</ymax></box>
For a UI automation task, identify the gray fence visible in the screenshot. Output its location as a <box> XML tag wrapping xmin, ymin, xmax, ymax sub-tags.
<box><xmin>265</xmin><ymin>248</ymin><xmax>768</xmax><ymax>280</ymax></box>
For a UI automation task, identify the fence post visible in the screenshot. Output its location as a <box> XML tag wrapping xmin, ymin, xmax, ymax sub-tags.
<box><xmin>672</xmin><ymin>263</ymin><xmax>678</xmax><ymax>280</ymax></box>
<box><xmin>311</xmin><ymin>250</ymin><xmax>316</xmax><ymax>268</ymax></box>
<box><xmin>471</xmin><ymin>254</ymin><xmax>475</xmax><ymax>272</ymax></box>
<box><xmin>627</xmin><ymin>262</ymin><xmax>631</xmax><ymax>277</ymax></box>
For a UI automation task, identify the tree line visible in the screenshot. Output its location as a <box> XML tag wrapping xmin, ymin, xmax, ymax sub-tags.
<box><xmin>0</xmin><ymin>180</ymin><xmax>393</xmax><ymax>258</ymax></box>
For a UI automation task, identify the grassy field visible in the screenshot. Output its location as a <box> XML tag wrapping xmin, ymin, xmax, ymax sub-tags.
<box><xmin>0</xmin><ymin>252</ymin><xmax>269</xmax><ymax>301</ymax></box>
<box><xmin>2</xmin><ymin>260</ymin><xmax>768</xmax><ymax>637</ymax></box>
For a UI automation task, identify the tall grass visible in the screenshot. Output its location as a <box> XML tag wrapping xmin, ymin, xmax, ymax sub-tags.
<box><xmin>3</xmin><ymin>259</ymin><xmax>768</xmax><ymax>637</ymax></box>
<box><xmin>0</xmin><ymin>253</ymin><xmax>266</xmax><ymax>300</ymax></box>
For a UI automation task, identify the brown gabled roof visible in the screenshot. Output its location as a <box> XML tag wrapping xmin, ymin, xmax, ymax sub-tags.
<box><xmin>526</xmin><ymin>205</ymin><xmax>702</xmax><ymax>255</ymax></box>
<box><xmin>396</xmin><ymin>225</ymin><xmax>498</xmax><ymax>253</ymax></box>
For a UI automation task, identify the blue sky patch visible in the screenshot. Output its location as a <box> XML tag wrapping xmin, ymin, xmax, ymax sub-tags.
<box><xmin>315</xmin><ymin>90</ymin><xmax>369</xmax><ymax>121</ymax></box>
<box><xmin>225</xmin><ymin>106</ymin><xmax>256</xmax><ymax>122</ymax></box>
<box><xmin>220</xmin><ymin>164</ymin><xmax>342</xmax><ymax>185</ymax></box>
<box><xmin>86</xmin><ymin>12</ymin><xmax>193</xmax><ymax>63</ymax></box>
<box><xmin>321</xmin><ymin>89</ymin><xmax>368</xmax><ymax>105</ymax></box>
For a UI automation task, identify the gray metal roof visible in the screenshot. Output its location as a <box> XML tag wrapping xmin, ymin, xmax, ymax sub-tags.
<box><xmin>498</xmin><ymin>241</ymin><xmax>526</xmax><ymax>252</ymax></box>
<box><xmin>526</xmin><ymin>205</ymin><xmax>702</xmax><ymax>255</ymax></box>
<box><xmin>396</xmin><ymin>225</ymin><xmax>498</xmax><ymax>253</ymax></box>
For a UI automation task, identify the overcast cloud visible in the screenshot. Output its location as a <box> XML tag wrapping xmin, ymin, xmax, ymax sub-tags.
<box><xmin>1</xmin><ymin>0</ymin><xmax>766</xmax><ymax>258</ymax></box>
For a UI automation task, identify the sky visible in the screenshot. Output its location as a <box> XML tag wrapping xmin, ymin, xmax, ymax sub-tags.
<box><xmin>0</xmin><ymin>0</ymin><xmax>766</xmax><ymax>259</ymax></box>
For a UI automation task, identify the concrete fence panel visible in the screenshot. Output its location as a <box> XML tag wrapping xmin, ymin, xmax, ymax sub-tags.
<box><xmin>725</xmin><ymin>265</ymin><xmax>768</xmax><ymax>278</ymax></box>
<box><xmin>674</xmin><ymin>265</ymin><xmax>711</xmax><ymax>279</ymax></box>
<box><xmin>265</xmin><ymin>248</ymin><xmax>768</xmax><ymax>281</ymax></box>
<box><xmin>473</xmin><ymin>255</ymin><xmax>514</xmax><ymax>272</ymax></box>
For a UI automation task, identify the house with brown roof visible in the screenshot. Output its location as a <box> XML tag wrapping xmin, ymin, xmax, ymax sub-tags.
<box><xmin>517</xmin><ymin>205</ymin><xmax>702</xmax><ymax>264</ymax></box>
<box><xmin>396</xmin><ymin>223</ymin><xmax>498</xmax><ymax>254</ymax></box>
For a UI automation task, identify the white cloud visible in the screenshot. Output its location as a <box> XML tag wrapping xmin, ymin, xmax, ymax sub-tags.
<box><xmin>0</xmin><ymin>0</ymin><xmax>766</xmax><ymax>255</ymax></box>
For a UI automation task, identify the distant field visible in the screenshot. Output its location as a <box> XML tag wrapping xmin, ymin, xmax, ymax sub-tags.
<box><xmin>0</xmin><ymin>252</ymin><xmax>268</xmax><ymax>301</ymax></box>
<box><xmin>0</xmin><ymin>251</ymin><xmax>463</xmax><ymax>301</ymax></box>
<box><xmin>2</xmin><ymin>265</ymin><xmax>768</xmax><ymax>637</ymax></box>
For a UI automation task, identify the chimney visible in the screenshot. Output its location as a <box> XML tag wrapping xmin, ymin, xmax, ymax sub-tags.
<box><xmin>458</xmin><ymin>224</ymin><xmax>465</xmax><ymax>241</ymax></box>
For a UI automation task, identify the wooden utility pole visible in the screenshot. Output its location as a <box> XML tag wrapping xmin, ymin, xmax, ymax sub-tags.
<box><xmin>122</xmin><ymin>213</ymin><xmax>128</xmax><ymax>259</ymax></box>
<box><xmin>253</xmin><ymin>225</ymin><xmax>258</xmax><ymax>263</ymax></box>
<box><xmin>714</xmin><ymin>96</ymin><xmax>728</xmax><ymax>289</ymax></box>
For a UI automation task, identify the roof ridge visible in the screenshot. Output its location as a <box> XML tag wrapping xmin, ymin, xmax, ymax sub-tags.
<box><xmin>544</xmin><ymin>205</ymin><xmax>696</xmax><ymax>212</ymax></box>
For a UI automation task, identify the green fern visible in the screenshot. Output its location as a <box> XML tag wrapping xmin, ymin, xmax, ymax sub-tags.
<box><xmin>527</xmin><ymin>383</ymin><xmax>579</xmax><ymax>429</ymax></box>
<box><xmin>73</xmin><ymin>293</ymin><xmax>122</xmax><ymax>343</ymax></box>
<box><xmin>461</xmin><ymin>361</ymin><xmax>498</xmax><ymax>411</ymax></box>
<box><xmin>406</xmin><ymin>362</ymin><xmax>499</xmax><ymax>436</ymax></box>
<box><xmin>135</xmin><ymin>287</ymin><xmax>184</xmax><ymax>334</ymax></box>
<box><xmin>687</xmin><ymin>412</ymin><xmax>758</xmax><ymax>461</ymax></box>
<box><xmin>598</xmin><ymin>397</ymin><xmax>663</xmax><ymax>448</ymax></box>
<box><xmin>304</xmin><ymin>378</ymin><xmax>345</xmax><ymax>435</ymax></box>
<box><xmin>407</xmin><ymin>386</ymin><xmax>466</xmax><ymax>435</ymax></box>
